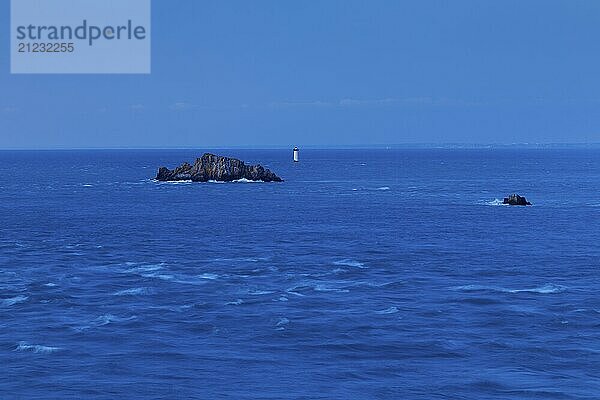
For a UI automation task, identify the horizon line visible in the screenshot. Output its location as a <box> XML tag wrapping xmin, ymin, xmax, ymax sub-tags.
<box><xmin>2</xmin><ymin>143</ymin><xmax>600</xmax><ymax>151</ymax></box>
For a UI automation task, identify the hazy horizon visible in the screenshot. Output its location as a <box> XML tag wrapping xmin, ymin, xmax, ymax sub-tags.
<box><xmin>2</xmin><ymin>142</ymin><xmax>600</xmax><ymax>151</ymax></box>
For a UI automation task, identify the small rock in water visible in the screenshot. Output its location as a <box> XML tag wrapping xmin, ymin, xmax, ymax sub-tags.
<box><xmin>156</xmin><ymin>153</ymin><xmax>283</xmax><ymax>182</ymax></box>
<box><xmin>503</xmin><ymin>194</ymin><xmax>532</xmax><ymax>206</ymax></box>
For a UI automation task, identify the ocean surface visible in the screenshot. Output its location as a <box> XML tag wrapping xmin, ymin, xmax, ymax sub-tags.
<box><xmin>1</xmin><ymin>148</ymin><xmax>599</xmax><ymax>399</ymax></box>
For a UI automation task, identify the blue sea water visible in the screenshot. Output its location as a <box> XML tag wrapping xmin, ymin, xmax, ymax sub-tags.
<box><xmin>1</xmin><ymin>149</ymin><xmax>599</xmax><ymax>399</ymax></box>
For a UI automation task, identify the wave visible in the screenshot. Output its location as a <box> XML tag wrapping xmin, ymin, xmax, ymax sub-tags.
<box><xmin>351</xmin><ymin>187</ymin><xmax>391</xmax><ymax>192</ymax></box>
<box><xmin>122</xmin><ymin>263</ymin><xmax>220</xmax><ymax>286</ymax></box>
<box><xmin>15</xmin><ymin>342</ymin><xmax>60</xmax><ymax>354</ymax></box>
<box><xmin>123</xmin><ymin>263</ymin><xmax>178</xmax><ymax>282</ymax></box>
<box><xmin>333</xmin><ymin>259</ymin><xmax>367</xmax><ymax>269</ymax></box>
<box><xmin>95</xmin><ymin>314</ymin><xmax>136</xmax><ymax>325</ymax></box>
<box><xmin>142</xmin><ymin>272</ymin><xmax>176</xmax><ymax>281</ymax></box>
<box><xmin>314</xmin><ymin>285</ymin><xmax>350</xmax><ymax>293</ymax></box>
<box><xmin>276</xmin><ymin>318</ymin><xmax>290</xmax><ymax>330</ymax></box>
<box><xmin>159</xmin><ymin>180</ymin><xmax>192</xmax><ymax>184</ymax></box>
<box><xmin>232</xmin><ymin>178</ymin><xmax>264</xmax><ymax>183</ymax></box>
<box><xmin>285</xmin><ymin>290</ymin><xmax>306</xmax><ymax>297</ymax></box>
<box><xmin>510</xmin><ymin>284</ymin><xmax>567</xmax><ymax>294</ymax></box>
<box><xmin>122</xmin><ymin>179</ymin><xmax>153</xmax><ymax>186</ymax></box>
<box><xmin>286</xmin><ymin>281</ymin><xmax>351</xmax><ymax>295</ymax></box>
<box><xmin>210</xmin><ymin>256</ymin><xmax>265</xmax><ymax>263</ymax></box>
<box><xmin>1</xmin><ymin>295</ymin><xmax>29</xmax><ymax>307</ymax></box>
<box><xmin>76</xmin><ymin>314</ymin><xmax>138</xmax><ymax>332</ymax></box>
<box><xmin>226</xmin><ymin>299</ymin><xmax>244</xmax><ymax>306</ymax></box>
<box><xmin>485</xmin><ymin>199</ymin><xmax>508</xmax><ymax>206</ymax></box>
<box><xmin>121</xmin><ymin>263</ymin><xmax>166</xmax><ymax>274</ymax></box>
<box><xmin>113</xmin><ymin>287</ymin><xmax>153</xmax><ymax>296</ymax></box>
<box><xmin>198</xmin><ymin>273</ymin><xmax>219</xmax><ymax>280</ymax></box>
<box><xmin>248</xmin><ymin>290</ymin><xmax>275</xmax><ymax>295</ymax></box>
<box><xmin>453</xmin><ymin>283</ymin><xmax>566</xmax><ymax>294</ymax></box>
<box><xmin>375</xmin><ymin>306</ymin><xmax>399</xmax><ymax>315</ymax></box>
<box><xmin>351</xmin><ymin>280</ymin><xmax>404</xmax><ymax>289</ymax></box>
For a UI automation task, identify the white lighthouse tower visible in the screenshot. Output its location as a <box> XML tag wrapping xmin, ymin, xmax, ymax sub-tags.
<box><xmin>293</xmin><ymin>146</ymin><xmax>299</xmax><ymax>162</ymax></box>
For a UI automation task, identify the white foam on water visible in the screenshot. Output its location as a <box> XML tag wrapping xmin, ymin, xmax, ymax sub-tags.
<box><xmin>122</xmin><ymin>263</ymin><xmax>165</xmax><ymax>274</ymax></box>
<box><xmin>333</xmin><ymin>259</ymin><xmax>367</xmax><ymax>269</ymax></box>
<box><xmin>375</xmin><ymin>306</ymin><xmax>399</xmax><ymax>315</ymax></box>
<box><xmin>160</xmin><ymin>180</ymin><xmax>192</xmax><ymax>184</ymax></box>
<box><xmin>198</xmin><ymin>273</ymin><xmax>219</xmax><ymax>280</ymax></box>
<box><xmin>453</xmin><ymin>284</ymin><xmax>494</xmax><ymax>292</ymax></box>
<box><xmin>121</xmin><ymin>263</ymin><xmax>214</xmax><ymax>286</ymax></box>
<box><xmin>1</xmin><ymin>295</ymin><xmax>29</xmax><ymax>307</ymax></box>
<box><xmin>509</xmin><ymin>284</ymin><xmax>567</xmax><ymax>294</ymax></box>
<box><xmin>82</xmin><ymin>184</ymin><xmax>93</xmax><ymax>187</ymax></box>
<box><xmin>76</xmin><ymin>314</ymin><xmax>137</xmax><ymax>331</ymax></box>
<box><xmin>377</xmin><ymin>187</ymin><xmax>391</xmax><ymax>191</ymax></box>
<box><xmin>232</xmin><ymin>178</ymin><xmax>264</xmax><ymax>183</ymax></box>
<box><xmin>113</xmin><ymin>287</ymin><xmax>153</xmax><ymax>296</ymax></box>
<box><xmin>44</xmin><ymin>283</ymin><xmax>57</xmax><ymax>287</ymax></box>
<box><xmin>286</xmin><ymin>281</ymin><xmax>350</xmax><ymax>295</ymax></box>
<box><xmin>226</xmin><ymin>299</ymin><xmax>244</xmax><ymax>306</ymax></box>
<box><xmin>285</xmin><ymin>290</ymin><xmax>306</xmax><ymax>297</ymax></box>
<box><xmin>248</xmin><ymin>290</ymin><xmax>275</xmax><ymax>296</ymax></box>
<box><xmin>453</xmin><ymin>283</ymin><xmax>567</xmax><ymax>294</ymax></box>
<box><xmin>364</xmin><ymin>280</ymin><xmax>403</xmax><ymax>288</ymax></box>
<box><xmin>211</xmin><ymin>256</ymin><xmax>264</xmax><ymax>263</ymax></box>
<box><xmin>485</xmin><ymin>199</ymin><xmax>509</xmax><ymax>206</ymax></box>
<box><xmin>142</xmin><ymin>273</ymin><xmax>176</xmax><ymax>282</ymax></box>
<box><xmin>123</xmin><ymin>263</ymin><xmax>201</xmax><ymax>284</ymax></box>
<box><xmin>275</xmin><ymin>317</ymin><xmax>290</xmax><ymax>330</ymax></box>
<box><xmin>15</xmin><ymin>342</ymin><xmax>60</xmax><ymax>354</ymax></box>
<box><xmin>314</xmin><ymin>285</ymin><xmax>350</xmax><ymax>293</ymax></box>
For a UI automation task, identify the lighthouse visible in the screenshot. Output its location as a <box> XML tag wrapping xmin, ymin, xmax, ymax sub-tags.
<box><xmin>293</xmin><ymin>146</ymin><xmax>299</xmax><ymax>162</ymax></box>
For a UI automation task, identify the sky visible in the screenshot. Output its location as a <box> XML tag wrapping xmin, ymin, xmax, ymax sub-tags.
<box><xmin>2</xmin><ymin>0</ymin><xmax>600</xmax><ymax>149</ymax></box>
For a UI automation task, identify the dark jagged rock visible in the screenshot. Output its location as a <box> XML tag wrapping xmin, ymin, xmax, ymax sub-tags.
<box><xmin>156</xmin><ymin>153</ymin><xmax>283</xmax><ymax>183</ymax></box>
<box><xmin>503</xmin><ymin>194</ymin><xmax>532</xmax><ymax>206</ymax></box>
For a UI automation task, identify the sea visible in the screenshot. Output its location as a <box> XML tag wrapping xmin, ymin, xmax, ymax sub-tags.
<box><xmin>1</xmin><ymin>148</ymin><xmax>599</xmax><ymax>399</ymax></box>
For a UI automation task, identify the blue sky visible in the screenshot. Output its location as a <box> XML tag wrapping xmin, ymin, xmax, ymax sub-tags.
<box><xmin>2</xmin><ymin>0</ymin><xmax>600</xmax><ymax>149</ymax></box>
